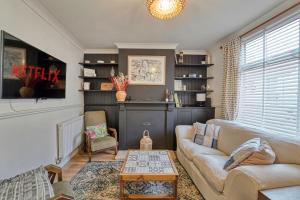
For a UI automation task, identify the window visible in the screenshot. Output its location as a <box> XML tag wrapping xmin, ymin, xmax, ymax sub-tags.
<box><xmin>237</xmin><ymin>12</ymin><xmax>300</xmax><ymax>136</ymax></box>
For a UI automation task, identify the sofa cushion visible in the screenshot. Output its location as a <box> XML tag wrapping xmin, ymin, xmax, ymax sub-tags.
<box><xmin>224</xmin><ymin>138</ymin><xmax>276</xmax><ymax>170</ymax></box>
<box><xmin>179</xmin><ymin>139</ymin><xmax>225</xmax><ymax>160</ymax></box>
<box><xmin>192</xmin><ymin>122</ymin><xmax>220</xmax><ymax>149</ymax></box>
<box><xmin>0</xmin><ymin>166</ymin><xmax>54</xmax><ymax>200</ymax></box>
<box><xmin>91</xmin><ymin>135</ymin><xmax>117</xmax><ymax>152</ymax></box>
<box><xmin>193</xmin><ymin>154</ymin><xmax>229</xmax><ymax>192</ymax></box>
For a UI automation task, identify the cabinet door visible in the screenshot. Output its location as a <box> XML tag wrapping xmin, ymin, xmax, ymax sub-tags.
<box><xmin>176</xmin><ymin>109</ymin><xmax>192</xmax><ymax>125</ymax></box>
<box><xmin>126</xmin><ymin>110</ymin><xmax>166</xmax><ymax>149</ymax></box>
<box><xmin>192</xmin><ymin>108</ymin><xmax>215</xmax><ymax>123</ymax></box>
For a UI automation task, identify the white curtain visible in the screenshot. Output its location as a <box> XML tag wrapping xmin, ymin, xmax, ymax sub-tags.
<box><xmin>221</xmin><ymin>35</ymin><xmax>241</xmax><ymax>120</ymax></box>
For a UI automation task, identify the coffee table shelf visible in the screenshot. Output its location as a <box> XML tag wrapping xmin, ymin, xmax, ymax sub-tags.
<box><xmin>119</xmin><ymin>150</ymin><xmax>178</xmax><ymax>200</ymax></box>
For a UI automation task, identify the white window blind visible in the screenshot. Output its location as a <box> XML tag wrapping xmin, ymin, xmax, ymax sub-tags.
<box><xmin>237</xmin><ymin>12</ymin><xmax>300</xmax><ymax>136</ymax></box>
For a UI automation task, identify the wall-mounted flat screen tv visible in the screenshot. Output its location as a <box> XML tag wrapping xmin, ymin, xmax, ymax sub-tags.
<box><xmin>0</xmin><ymin>31</ymin><xmax>66</xmax><ymax>99</ymax></box>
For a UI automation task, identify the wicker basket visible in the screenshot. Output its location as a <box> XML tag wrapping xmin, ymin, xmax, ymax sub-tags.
<box><xmin>140</xmin><ymin>130</ymin><xmax>152</xmax><ymax>151</ymax></box>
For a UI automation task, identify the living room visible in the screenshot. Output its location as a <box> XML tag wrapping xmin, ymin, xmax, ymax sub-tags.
<box><xmin>0</xmin><ymin>0</ymin><xmax>299</xmax><ymax>199</ymax></box>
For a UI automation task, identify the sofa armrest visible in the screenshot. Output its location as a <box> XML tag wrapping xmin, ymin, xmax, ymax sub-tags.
<box><xmin>175</xmin><ymin>125</ymin><xmax>194</xmax><ymax>141</ymax></box>
<box><xmin>223</xmin><ymin>164</ymin><xmax>300</xmax><ymax>200</ymax></box>
<box><xmin>45</xmin><ymin>165</ymin><xmax>62</xmax><ymax>184</ymax></box>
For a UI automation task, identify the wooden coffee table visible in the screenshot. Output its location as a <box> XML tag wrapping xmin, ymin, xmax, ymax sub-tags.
<box><xmin>119</xmin><ymin>150</ymin><xmax>178</xmax><ymax>200</ymax></box>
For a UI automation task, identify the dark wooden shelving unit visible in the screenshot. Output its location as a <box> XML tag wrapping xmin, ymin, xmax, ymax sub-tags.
<box><xmin>174</xmin><ymin>90</ymin><xmax>214</xmax><ymax>93</ymax></box>
<box><xmin>175</xmin><ymin>63</ymin><xmax>214</xmax><ymax>67</ymax></box>
<box><xmin>174</xmin><ymin>54</ymin><xmax>214</xmax><ymax>107</ymax></box>
<box><xmin>79</xmin><ymin>62</ymin><xmax>118</xmax><ymax>67</ymax></box>
<box><xmin>78</xmin><ymin>76</ymin><xmax>110</xmax><ymax>79</ymax></box>
<box><xmin>78</xmin><ymin>89</ymin><xmax>116</xmax><ymax>92</ymax></box>
<box><xmin>80</xmin><ymin>53</ymin><xmax>119</xmax><ymax>129</ymax></box>
<box><xmin>174</xmin><ymin>77</ymin><xmax>214</xmax><ymax>80</ymax></box>
<box><xmin>85</xmin><ymin>103</ymin><xmax>118</xmax><ymax>106</ymax></box>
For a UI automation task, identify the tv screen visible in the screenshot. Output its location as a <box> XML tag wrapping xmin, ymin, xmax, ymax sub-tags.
<box><xmin>0</xmin><ymin>31</ymin><xmax>66</xmax><ymax>99</ymax></box>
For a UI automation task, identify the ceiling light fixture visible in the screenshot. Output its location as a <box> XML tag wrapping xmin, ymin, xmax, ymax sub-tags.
<box><xmin>147</xmin><ymin>0</ymin><xmax>185</xmax><ymax>20</ymax></box>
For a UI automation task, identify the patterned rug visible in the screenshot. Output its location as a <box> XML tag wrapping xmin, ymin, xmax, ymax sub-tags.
<box><xmin>70</xmin><ymin>161</ymin><xmax>204</xmax><ymax>200</ymax></box>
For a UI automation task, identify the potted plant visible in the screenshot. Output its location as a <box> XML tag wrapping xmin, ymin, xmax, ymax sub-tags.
<box><xmin>111</xmin><ymin>72</ymin><xmax>128</xmax><ymax>102</ymax></box>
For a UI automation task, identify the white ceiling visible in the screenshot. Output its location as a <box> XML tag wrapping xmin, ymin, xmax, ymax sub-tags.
<box><xmin>40</xmin><ymin>0</ymin><xmax>286</xmax><ymax>50</ymax></box>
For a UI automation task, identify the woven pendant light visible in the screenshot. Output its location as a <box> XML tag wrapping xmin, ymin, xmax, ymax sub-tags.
<box><xmin>147</xmin><ymin>0</ymin><xmax>185</xmax><ymax>20</ymax></box>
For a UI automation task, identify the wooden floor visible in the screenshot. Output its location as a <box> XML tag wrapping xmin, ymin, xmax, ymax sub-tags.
<box><xmin>62</xmin><ymin>150</ymin><xmax>176</xmax><ymax>181</ymax></box>
<box><xmin>62</xmin><ymin>150</ymin><xmax>116</xmax><ymax>181</ymax></box>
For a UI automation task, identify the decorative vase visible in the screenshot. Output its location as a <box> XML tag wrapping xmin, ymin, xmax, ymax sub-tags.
<box><xmin>116</xmin><ymin>91</ymin><xmax>127</xmax><ymax>102</ymax></box>
<box><xmin>19</xmin><ymin>87</ymin><xmax>34</xmax><ymax>98</ymax></box>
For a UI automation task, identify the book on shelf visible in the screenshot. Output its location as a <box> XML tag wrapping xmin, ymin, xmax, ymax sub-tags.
<box><xmin>83</xmin><ymin>68</ymin><xmax>96</xmax><ymax>77</ymax></box>
<box><xmin>174</xmin><ymin>80</ymin><xmax>182</xmax><ymax>91</ymax></box>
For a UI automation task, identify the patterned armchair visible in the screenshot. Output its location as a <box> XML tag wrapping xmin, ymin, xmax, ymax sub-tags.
<box><xmin>0</xmin><ymin>165</ymin><xmax>73</xmax><ymax>200</ymax></box>
<box><xmin>84</xmin><ymin>111</ymin><xmax>118</xmax><ymax>162</ymax></box>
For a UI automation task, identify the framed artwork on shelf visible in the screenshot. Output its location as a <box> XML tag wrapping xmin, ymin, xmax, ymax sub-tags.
<box><xmin>100</xmin><ymin>82</ymin><xmax>114</xmax><ymax>91</ymax></box>
<box><xmin>128</xmin><ymin>55</ymin><xmax>166</xmax><ymax>85</ymax></box>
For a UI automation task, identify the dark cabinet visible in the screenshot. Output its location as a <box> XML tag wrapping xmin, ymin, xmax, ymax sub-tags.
<box><xmin>176</xmin><ymin>107</ymin><xmax>215</xmax><ymax>125</ymax></box>
<box><xmin>118</xmin><ymin>102</ymin><xmax>175</xmax><ymax>150</ymax></box>
<box><xmin>125</xmin><ymin>110</ymin><xmax>166</xmax><ymax>149</ymax></box>
<box><xmin>176</xmin><ymin>109</ymin><xmax>192</xmax><ymax>125</ymax></box>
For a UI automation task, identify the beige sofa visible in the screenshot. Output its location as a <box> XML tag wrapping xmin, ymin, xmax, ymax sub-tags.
<box><xmin>176</xmin><ymin>119</ymin><xmax>300</xmax><ymax>200</ymax></box>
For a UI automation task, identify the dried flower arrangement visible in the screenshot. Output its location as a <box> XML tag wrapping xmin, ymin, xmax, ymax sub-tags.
<box><xmin>111</xmin><ymin>72</ymin><xmax>128</xmax><ymax>91</ymax></box>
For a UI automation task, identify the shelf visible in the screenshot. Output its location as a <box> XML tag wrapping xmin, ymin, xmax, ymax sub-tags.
<box><xmin>175</xmin><ymin>63</ymin><xmax>214</xmax><ymax>67</ymax></box>
<box><xmin>79</xmin><ymin>76</ymin><xmax>110</xmax><ymax>79</ymax></box>
<box><xmin>85</xmin><ymin>103</ymin><xmax>118</xmax><ymax>106</ymax></box>
<box><xmin>78</xmin><ymin>90</ymin><xmax>116</xmax><ymax>92</ymax></box>
<box><xmin>79</xmin><ymin>62</ymin><xmax>118</xmax><ymax>67</ymax></box>
<box><xmin>174</xmin><ymin>90</ymin><xmax>214</xmax><ymax>93</ymax></box>
<box><xmin>174</xmin><ymin>77</ymin><xmax>214</xmax><ymax>80</ymax></box>
<box><xmin>117</xmin><ymin>101</ymin><xmax>175</xmax><ymax>105</ymax></box>
<box><xmin>176</xmin><ymin>106</ymin><xmax>214</xmax><ymax>109</ymax></box>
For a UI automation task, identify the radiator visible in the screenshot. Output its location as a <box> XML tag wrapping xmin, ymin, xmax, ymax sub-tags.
<box><xmin>56</xmin><ymin>115</ymin><xmax>84</xmax><ymax>164</ymax></box>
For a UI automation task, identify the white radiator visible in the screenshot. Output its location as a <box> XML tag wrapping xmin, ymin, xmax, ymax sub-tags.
<box><xmin>56</xmin><ymin>115</ymin><xmax>84</xmax><ymax>164</ymax></box>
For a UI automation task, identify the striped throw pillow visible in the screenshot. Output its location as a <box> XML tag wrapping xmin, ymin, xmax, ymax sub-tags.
<box><xmin>223</xmin><ymin>138</ymin><xmax>276</xmax><ymax>171</ymax></box>
<box><xmin>0</xmin><ymin>166</ymin><xmax>54</xmax><ymax>200</ymax></box>
<box><xmin>192</xmin><ymin>122</ymin><xmax>220</xmax><ymax>149</ymax></box>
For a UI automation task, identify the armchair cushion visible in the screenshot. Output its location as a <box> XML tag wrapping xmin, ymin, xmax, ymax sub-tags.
<box><xmin>0</xmin><ymin>166</ymin><xmax>54</xmax><ymax>200</ymax></box>
<box><xmin>86</xmin><ymin>123</ymin><xmax>109</xmax><ymax>139</ymax></box>
<box><xmin>91</xmin><ymin>135</ymin><xmax>117</xmax><ymax>152</ymax></box>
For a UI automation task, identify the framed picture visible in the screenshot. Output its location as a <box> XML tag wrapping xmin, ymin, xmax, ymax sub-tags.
<box><xmin>3</xmin><ymin>47</ymin><xmax>26</xmax><ymax>79</ymax></box>
<box><xmin>128</xmin><ymin>55</ymin><xmax>166</xmax><ymax>85</ymax></box>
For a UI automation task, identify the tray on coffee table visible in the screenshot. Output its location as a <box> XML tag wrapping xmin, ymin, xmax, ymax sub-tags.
<box><xmin>119</xmin><ymin>150</ymin><xmax>178</xmax><ymax>200</ymax></box>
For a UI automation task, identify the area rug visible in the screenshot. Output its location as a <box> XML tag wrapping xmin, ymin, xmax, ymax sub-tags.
<box><xmin>70</xmin><ymin>161</ymin><xmax>204</xmax><ymax>200</ymax></box>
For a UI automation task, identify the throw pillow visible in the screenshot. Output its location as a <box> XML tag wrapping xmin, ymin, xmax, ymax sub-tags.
<box><xmin>192</xmin><ymin>122</ymin><xmax>220</xmax><ymax>149</ymax></box>
<box><xmin>0</xmin><ymin>166</ymin><xmax>54</xmax><ymax>200</ymax></box>
<box><xmin>86</xmin><ymin>123</ymin><xmax>109</xmax><ymax>139</ymax></box>
<box><xmin>223</xmin><ymin>138</ymin><xmax>276</xmax><ymax>171</ymax></box>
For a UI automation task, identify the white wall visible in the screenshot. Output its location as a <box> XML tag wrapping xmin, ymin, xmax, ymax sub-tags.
<box><xmin>207</xmin><ymin>0</ymin><xmax>299</xmax><ymax>119</ymax></box>
<box><xmin>207</xmin><ymin>43</ymin><xmax>223</xmax><ymax>119</ymax></box>
<box><xmin>0</xmin><ymin>0</ymin><xmax>84</xmax><ymax>179</ymax></box>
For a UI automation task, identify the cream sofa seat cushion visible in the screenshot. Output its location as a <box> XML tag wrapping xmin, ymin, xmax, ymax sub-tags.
<box><xmin>193</xmin><ymin>154</ymin><xmax>229</xmax><ymax>192</ymax></box>
<box><xmin>179</xmin><ymin>139</ymin><xmax>226</xmax><ymax>160</ymax></box>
